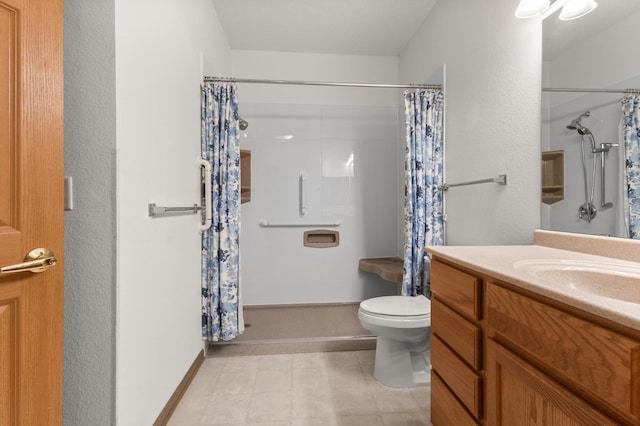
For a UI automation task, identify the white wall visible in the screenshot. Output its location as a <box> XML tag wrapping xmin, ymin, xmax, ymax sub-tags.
<box><xmin>400</xmin><ymin>0</ymin><xmax>542</xmax><ymax>245</ymax></box>
<box><xmin>232</xmin><ymin>50</ymin><xmax>401</xmax><ymax>107</ymax></box>
<box><xmin>232</xmin><ymin>51</ymin><xmax>402</xmax><ymax>304</ymax></box>
<box><xmin>114</xmin><ymin>1</ymin><xmax>230</xmax><ymax>424</ymax></box>
<box><xmin>542</xmin><ymin>8</ymin><xmax>640</xmax><ymax>237</ymax></box>
<box><xmin>64</xmin><ymin>1</ymin><xmax>116</xmax><ymax>424</ymax></box>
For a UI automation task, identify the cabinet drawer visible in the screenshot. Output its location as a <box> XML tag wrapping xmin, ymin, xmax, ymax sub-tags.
<box><xmin>432</xmin><ymin>297</ymin><xmax>482</xmax><ymax>370</ymax></box>
<box><xmin>487</xmin><ymin>283</ymin><xmax>640</xmax><ymax>422</ymax></box>
<box><xmin>431</xmin><ymin>372</ymin><xmax>479</xmax><ymax>426</ymax></box>
<box><xmin>431</xmin><ymin>259</ymin><xmax>481</xmax><ymax>321</ymax></box>
<box><xmin>432</xmin><ymin>334</ymin><xmax>482</xmax><ymax>419</ymax></box>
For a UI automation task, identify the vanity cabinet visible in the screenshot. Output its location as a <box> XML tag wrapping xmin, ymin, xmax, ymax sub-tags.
<box><xmin>430</xmin><ymin>257</ymin><xmax>640</xmax><ymax>426</ymax></box>
<box><xmin>430</xmin><ymin>260</ymin><xmax>484</xmax><ymax>425</ymax></box>
<box><xmin>486</xmin><ymin>282</ymin><xmax>640</xmax><ymax>425</ymax></box>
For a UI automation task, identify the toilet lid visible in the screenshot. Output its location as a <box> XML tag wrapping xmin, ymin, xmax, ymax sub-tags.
<box><xmin>359</xmin><ymin>295</ymin><xmax>430</xmax><ymax>317</ymax></box>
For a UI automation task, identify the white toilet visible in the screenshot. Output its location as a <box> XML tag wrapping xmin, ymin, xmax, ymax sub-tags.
<box><xmin>358</xmin><ymin>295</ymin><xmax>431</xmax><ymax>388</ymax></box>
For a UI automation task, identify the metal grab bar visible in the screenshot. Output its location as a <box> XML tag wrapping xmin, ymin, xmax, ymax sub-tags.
<box><xmin>147</xmin><ymin>158</ymin><xmax>214</xmax><ymax>232</ymax></box>
<box><xmin>299</xmin><ymin>172</ymin><xmax>308</xmax><ymax>217</ymax></box>
<box><xmin>599</xmin><ymin>143</ymin><xmax>619</xmax><ymax>209</ymax></box>
<box><xmin>199</xmin><ymin>158</ymin><xmax>213</xmax><ymax>231</ymax></box>
<box><xmin>259</xmin><ymin>220</ymin><xmax>341</xmax><ymax>228</ymax></box>
<box><xmin>438</xmin><ymin>174</ymin><xmax>507</xmax><ymax>191</ymax></box>
<box><xmin>148</xmin><ymin>203</ymin><xmax>202</xmax><ymax>216</ymax></box>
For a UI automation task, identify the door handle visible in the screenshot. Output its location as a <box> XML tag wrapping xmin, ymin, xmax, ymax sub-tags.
<box><xmin>1</xmin><ymin>248</ymin><xmax>58</xmax><ymax>274</ymax></box>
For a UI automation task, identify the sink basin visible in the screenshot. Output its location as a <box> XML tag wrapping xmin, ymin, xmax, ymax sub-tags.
<box><xmin>513</xmin><ymin>259</ymin><xmax>640</xmax><ymax>304</ymax></box>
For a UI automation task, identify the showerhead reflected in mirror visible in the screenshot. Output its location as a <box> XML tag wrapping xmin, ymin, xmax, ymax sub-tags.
<box><xmin>566</xmin><ymin>111</ymin><xmax>591</xmax><ymax>135</ymax></box>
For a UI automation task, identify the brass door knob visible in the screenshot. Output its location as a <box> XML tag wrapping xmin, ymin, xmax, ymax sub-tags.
<box><xmin>1</xmin><ymin>248</ymin><xmax>58</xmax><ymax>274</ymax></box>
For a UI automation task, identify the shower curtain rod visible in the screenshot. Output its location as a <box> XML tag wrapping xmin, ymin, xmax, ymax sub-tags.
<box><xmin>543</xmin><ymin>87</ymin><xmax>640</xmax><ymax>94</ymax></box>
<box><xmin>204</xmin><ymin>77</ymin><xmax>441</xmax><ymax>90</ymax></box>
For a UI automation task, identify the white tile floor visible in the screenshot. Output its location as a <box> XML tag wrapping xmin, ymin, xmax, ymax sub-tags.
<box><xmin>168</xmin><ymin>350</ymin><xmax>431</xmax><ymax>425</ymax></box>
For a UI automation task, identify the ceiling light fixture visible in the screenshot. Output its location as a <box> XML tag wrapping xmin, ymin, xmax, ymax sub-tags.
<box><xmin>515</xmin><ymin>0</ymin><xmax>550</xmax><ymax>18</ymax></box>
<box><xmin>558</xmin><ymin>0</ymin><xmax>597</xmax><ymax>20</ymax></box>
<box><xmin>515</xmin><ymin>0</ymin><xmax>597</xmax><ymax>20</ymax></box>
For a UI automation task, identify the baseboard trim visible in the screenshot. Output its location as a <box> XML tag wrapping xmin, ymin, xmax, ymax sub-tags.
<box><xmin>153</xmin><ymin>349</ymin><xmax>205</xmax><ymax>426</ymax></box>
<box><xmin>207</xmin><ymin>336</ymin><xmax>376</xmax><ymax>357</ymax></box>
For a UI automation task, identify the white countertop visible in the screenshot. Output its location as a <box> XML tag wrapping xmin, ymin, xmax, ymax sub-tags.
<box><xmin>426</xmin><ymin>232</ymin><xmax>640</xmax><ymax>331</ymax></box>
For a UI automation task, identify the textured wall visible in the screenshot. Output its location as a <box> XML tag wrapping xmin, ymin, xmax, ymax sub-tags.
<box><xmin>63</xmin><ymin>1</ymin><xmax>117</xmax><ymax>424</ymax></box>
<box><xmin>400</xmin><ymin>0</ymin><xmax>543</xmax><ymax>245</ymax></box>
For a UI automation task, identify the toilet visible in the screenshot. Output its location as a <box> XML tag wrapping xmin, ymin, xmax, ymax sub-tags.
<box><xmin>358</xmin><ymin>295</ymin><xmax>431</xmax><ymax>388</ymax></box>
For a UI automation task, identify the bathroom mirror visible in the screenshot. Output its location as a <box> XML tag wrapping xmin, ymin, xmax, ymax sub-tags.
<box><xmin>541</xmin><ymin>1</ymin><xmax>640</xmax><ymax>238</ymax></box>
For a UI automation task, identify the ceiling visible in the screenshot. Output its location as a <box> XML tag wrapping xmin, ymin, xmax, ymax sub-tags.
<box><xmin>543</xmin><ymin>0</ymin><xmax>640</xmax><ymax>61</ymax></box>
<box><xmin>212</xmin><ymin>0</ymin><xmax>637</xmax><ymax>60</ymax></box>
<box><xmin>211</xmin><ymin>0</ymin><xmax>438</xmax><ymax>56</ymax></box>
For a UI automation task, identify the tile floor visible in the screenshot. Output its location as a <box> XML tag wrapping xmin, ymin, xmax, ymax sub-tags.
<box><xmin>168</xmin><ymin>350</ymin><xmax>431</xmax><ymax>425</ymax></box>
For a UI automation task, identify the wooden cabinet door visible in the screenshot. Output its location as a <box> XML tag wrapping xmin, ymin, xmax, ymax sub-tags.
<box><xmin>0</xmin><ymin>0</ymin><xmax>64</xmax><ymax>424</ymax></box>
<box><xmin>485</xmin><ymin>340</ymin><xmax>617</xmax><ymax>426</ymax></box>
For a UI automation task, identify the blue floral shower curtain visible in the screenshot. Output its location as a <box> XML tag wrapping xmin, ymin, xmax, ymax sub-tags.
<box><xmin>201</xmin><ymin>82</ymin><xmax>244</xmax><ymax>341</ymax></box>
<box><xmin>402</xmin><ymin>89</ymin><xmax>444</xmax><ymax>297</ymax></box>
<box><xmin>622</xmin><ymin>94</ymin><xmax>640</xmax><ymax>239</ymax></box>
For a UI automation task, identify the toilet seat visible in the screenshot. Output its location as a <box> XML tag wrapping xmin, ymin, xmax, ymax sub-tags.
<box><xmin>359</xmin><ymin>295</ymin><xmax>430</xmax><ymax>316</ymax></box>
<box><xmin>358</xmin><ymin>295</ymin><xmax>430</xmax><ymax>328</ymax></box>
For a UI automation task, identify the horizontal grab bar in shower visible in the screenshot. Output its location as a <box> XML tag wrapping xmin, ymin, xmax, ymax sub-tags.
<box><xmin>259</xmin><ymin>220</ymin><xmax>341</xmax><ymax>228</ymax></box>
<box><xmin>438</xmin><ymin>174</ymin><xmax>507</xmax><ymax>191</ymax></box>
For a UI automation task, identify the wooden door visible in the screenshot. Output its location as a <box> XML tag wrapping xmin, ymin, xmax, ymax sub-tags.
<box><xmin>0</xmin><ymin>0</ymin><xmax>64</xmax><ymax>424</ymax></box>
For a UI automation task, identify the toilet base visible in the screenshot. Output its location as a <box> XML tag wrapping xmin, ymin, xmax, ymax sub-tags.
<box><xmin>372</xmin><ymin>334</ymin><xmax>431</xmax><ymax>388</ymax></box>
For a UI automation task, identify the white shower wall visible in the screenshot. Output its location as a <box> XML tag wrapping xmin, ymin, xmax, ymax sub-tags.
<box><xmin>240</xmin><ymin>103</ymin><xmax>401</xmax><ymax>305</ymax></box>
<box><xmin>542</xmin><ymin>91</ymin><xmax>630</xmax><ymax>237</ymax></box>
<box><xmin>232</xmin><ymin>50</ymin><xmax>404</xmax><ymax>305</ymax></box>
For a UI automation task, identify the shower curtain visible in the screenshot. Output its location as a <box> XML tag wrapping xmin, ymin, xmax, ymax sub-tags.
<box><xmin>201</xmin><ymin>82</ymin><xmax>244</xmax><ymax>341</ymax></box>
<box><xmin>622</xmin><ymin>93</ymin><xmax>640</xmax><ymax>239</ymax></box>
<box><xmin>402</xmin><ymin>88</ymin><xmax>444</xmax><ymax>297</ymax></box>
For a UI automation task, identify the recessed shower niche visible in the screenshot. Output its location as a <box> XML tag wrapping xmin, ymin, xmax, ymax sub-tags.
<box><xmin>303</xmin><ymin>229</ymin><xmax>339</xmax><ymax>248</ymax></box>
<box><xmin>541</xmin><ymin>150</ymin><xmax>564</xmax><ymax>205</ymax></box>
<box><xmin>240</xmin><ymin>149</ymin><xmax>251</xmax><ymax>203</ymax></box>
